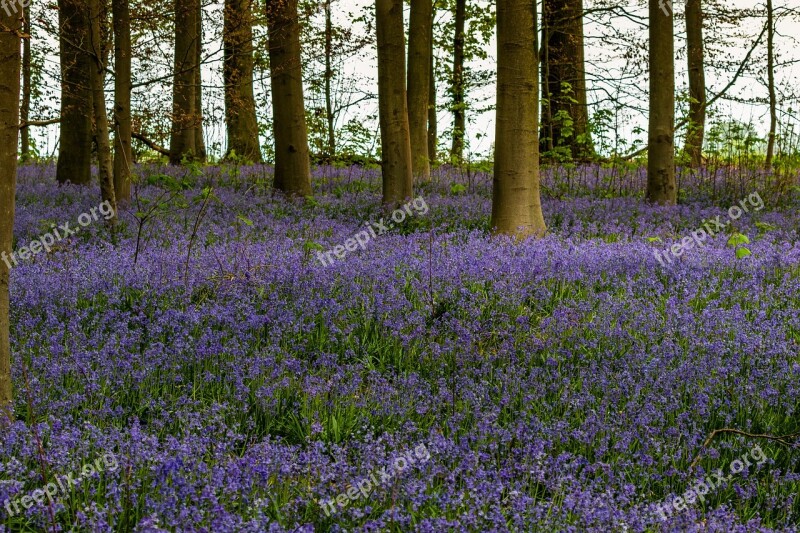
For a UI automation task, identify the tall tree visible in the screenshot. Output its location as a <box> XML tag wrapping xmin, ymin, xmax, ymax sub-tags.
<box><xmin>169</xmin><ymin>0</ymin><xmax>200</xmax><ymax>164</ymax></box>
<box><xmin>684</xmin><ymin>0</ymin><xmax>705</xmax><ymax>168</ymax></box>
<box><xmin>194</xmin><ymin>7</ymin><xmax>206</xmax><ymax>162</ymax></box>
<box><xmin>113</xmin><ymin>0</ymin><xmax>133</xmax><ymax>202</ymax></box>
<box><xmin>323</xmin><ymin>0</ymin><xmax>335</xmax><ymax>158</ymax></box>
<box><xmin>765</xmin><ymin>0</ymin><xmax>776</xmax><ymax>169</ymax></box>
<box><xmin>376</xmin><ymin>0</ymin><xmax>413</xmax><ymax>204</ymax></box>
<box><xmin>491</xmin><ymin>0</ymin><xmax>546</xmax><ymax>237</ymax></box>
<box><xmin>267</xmin><ymin>0</ymin><xmax>312</xmax><ymax>196</ymax></box>
<box><xmin>20</xmin><ymin>3</ymin><xmax>31</xmax><ymax>162</ymax></box>
<box><xmin>57</xmin><ymin>0</ymin><xmax>93</xmax><ymax>185</ymax></box>
<box><xmin>428</xmin><ymin>34</ymin><xmax>437</xmax><ymax>165</ymax></box>
<box><xmin>540</xmin><ymin>0</ymin><xmax>593</xmax><ymax>160</ymax></box>
<box><xmin>407</xmin><ymin>0</ymin><xmax>432</xmax><ymax>181</ymax></box>
<box><xmin>224</xmin><ymin>0</ymin><xmax>262</xmax><ymax>162</ymax></box>
<box><xmin>0</xmin><ymin>2</ymin><xmax>21</xmax><ymax>421</ymax></box>
<box><xmin>450</xmin><ymin>0</ymin><xmax>466</xmax><ymax>162</ymax></box>
<box><xmin>646</xmin><ymin>0</ymin><xmax>676</xmax><ymax>205</ymax></box>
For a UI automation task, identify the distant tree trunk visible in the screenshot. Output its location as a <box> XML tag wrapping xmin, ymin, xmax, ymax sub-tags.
<box><xmin>113</xmin><ymin>0</ymin><xmax>132</xmax><ymax>202</ymax></box>
<box><xmin>266</xmin><ymin>0</ymin><xmax>312</xmax><ymax>196</ymax></box>
<box><xmin>428</xmin><ymin>37</ymin><xmax>437</xmax><ymax>164</ymax></box>
<box><xmin>57</xmin><ymin>0</ymin><xmax>93</xmax><ymax>184</ymax></box>
<box><xmin>646</xmin><ymin>0</ymin><xmax>676</xmax><ymax>205</ymax></box>
<box><xmin>20</xmin><ymin>3</ymin><xmax>31</xmax><ymax>162</ymax></box>
<box><xmin>224</xmin><ymin>0</ymin><xmax>262</xmax><ymax>162</ymax></box>
<box><xmin>376</xmin><ymin>0</ymin><xmax>413</xmax><ymax>204</ymax></box>
<box><xmin>491</xmin><ymin>0</ymin><xmax>546</xmax><ymax>237</ymax></box>
<box><xmin>684</xmin><ymin>0</ymin><xmax>705</xmax><ymax>168</ymax></box>
<box><xmin>194</xmin><ymin>7</ymin><xmax>206</xmax><ymax>162</ymax></box>
<box><xmin>170</xmin><ymin>0</ymin><xmax>198</xmax><ymax>164</ymax></box>
<box><xmin>89</xmin><ymin>0</ymin><xmax>117</xmax><ymax>220</ymax></box>
<box><xmin>450</xmin><ymin>0</ymin><xmax>465</xmax><ymax>162</ymax></box>
<box><xmin>765</xmin><ymin>0</ymin><xmax>776</xmax><ymax>169</ymax></box>
<box><xmin>324</xmin><ymin>0</ymin><xmax>335</xmax><ymax>158</ymax></box>
<box><xmin>540</xmin><ymin>0</ymin><xmax>592</xmax><ymax>160</ymax></box>
<box><xmin>407</xmin><ymin>0</ymin><xmax>432</xmax><ymax>181</ymax></box>
<box><xmin>0</xmin><ymin>3</ymin><xmax>21</xmax><ymax>422</ymax></box>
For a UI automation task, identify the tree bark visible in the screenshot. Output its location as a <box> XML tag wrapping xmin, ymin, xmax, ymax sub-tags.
<box><xmin>113</xmin><ymin>0</ymin><xmax>132</xmax><ymax>202</ymax></box>
<box><xmin>0</xmin><ymin>3</ymin><xmax>21</xmax><ymax>422</ymax></box>
<box><xmin>491</xmin><ymin>0</ymin><xmax>546</xmax><ymax>238</ymax></box>
<box><xmin>324</xmin><ymin>0</ymin><xmax>335</xmax><ymax>158</ymax></box>
<box><xmin>646</xmin><ymin>0</ymin><xmax>676</xmax><ymax>205</ymax></box>
<box><xmin>428</xmin><ymin>31</ymin><xmax>437</xmax><ymax>165</ymax></box>
<box><xmin>765</xmin><ymin>0</ymin><xmax>776</xmax><ymax>169</ymax></box>
<box><xmin>169</xmin><ymin>0</ymin><xmax>198</xmax><ymax>164</ymax></box>
<box><xmin>684</xmin><ymin>0</ymin><xmax>705</xmax><ymax>168</ymax></box>
<box><xmin>194</xmin><ymin>6</ymin><xmax>206</xmax><ymax>162</ymax></box>
<box><xmin>376</xmin><ymin>0</ymin><xmax>413</xmax><ymax>205</ymax></box>
<box><xmin>267</xmin><ymin>0</ymin><xmax>312</xmax><ymax>196</ymax></box>
<box><xmin>540</xmin><ymin>0</ymin><xmax>593</xmax><ymax>160</ymax></box>
<box><xmin>224</xmin><ymin>0</ymin><xmax>262</xmax><ymax>162</ymax></box>
<box><xmin>407</xmin><ymin>0</ymin><xmax>432</xmax><ymax>181</ymax></box>
<box><xmin>57</xmin><ymin>0</ymin><xmax>93</xmax><ymax>184</ymax></box>
<box><xmin>20</xmin><ymin>3</ymin><xmax>31</xmax><ymax>162</ymax></box>
<box><xmin>450</xmin><ymin>0</ymin><xmax>465</xmax><ymax>163</ymax></box>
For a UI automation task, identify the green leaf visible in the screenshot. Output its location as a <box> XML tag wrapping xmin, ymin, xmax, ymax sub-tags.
<box><xmin>237</xmin><ymin>215</ymin><xmax>254</xmax><ymax>227</ymax></box>
<box><xmin>726</xmin><ymin>233</ymin><xmax>750</xmax><ymax>248</ymax></box>
<box><xmin>646</xmin><ymin>237</ymin><xmax>662</xmax><ymax>243</ymax></box>
<box><xmin>735</xmin><ymin>247</ymin><xmax>752</xmax><ymax>259</ymax></box>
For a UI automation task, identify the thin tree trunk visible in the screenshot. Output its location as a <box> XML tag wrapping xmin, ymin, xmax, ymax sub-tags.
<box><xmin>684</xmin><ymin>0</ymin><xmax>705</xmax><ymax>168</ymax></box>
<box><xmin>765</xmin><ymin>0</ymin><xmax>776</xmax><ymax>169</ymax></box>
<box><xmin>224</xmin><ymin>0</ymin><xmax>262</xmax><ymax>162</ymax></box>
<box><xmin>540</xmin><ymin>0</ymin><xmax>593</xmax><ymax>159</ymax></box>
<box><xmin>89</xmin><ymin>0</ymin><xmax>117</xmax><ymax>221</ymax></box>
<box><xmin>450</xmin><ymin>0</ymin><xmax>465</xmax><ymax>163</ymax></box>
<box><xmin>491</xmin><ymin>0</ymin><xmax>546</xmax><ymax>238</ymax></box>
<box><xmin>428</xmin><ymin>29</ymin><xmax>437</xmax><ymax>165</ymax></box>
<box><xmin>376</xmin><ymin>0</ymin><xmax>413</xmax><ymax>205</ymax></box>
<box><xmin>57</xmin><ymin>0</ymin><xmax>94</xmax><ymax>184</ymax></box>
<box><xmin>324</xmin><ymin>0</ymin><xmax>335</xmax><ymax>158</ymax></box>
<box><xmin>195</xmin><ymin>6</ymin><xmax>206</xmax><ymax>162</ymax></box>
<box><xmin>646</xmin><ymin>0</ymin><xmax>676</xmax><ymax>204</ymax></box>
<box><xmin>113</xmin><ymin>0</ymin><xmax>132</xmax><ymax>202</ymax></box>
<box><xmin>540</xmin><ymin>3</ymin><xmax>553</xmax><ymax>155</ymax></box>
<box><xmin>408</xmin><ymin>0</ymin><xmax>432</xmax><ymax>181</ymax></box>
<box><xmin>169</xmin><ymin>0</ymin><xmax>198</xmax><ymax>164</ymax></box>
<box><xmin>267</xmin><ymin>0</ymin><xmax>312</xmax><ymax>196</ymax></box>
<box><xmin>0</xmin><ymin>4</ymin><xmax>21</xmax><ymax>422</ymax></box>
<box><xmin>20</xmin><ymin>3</ymin><xmax>31</xmax><ymax>162</ymax></box>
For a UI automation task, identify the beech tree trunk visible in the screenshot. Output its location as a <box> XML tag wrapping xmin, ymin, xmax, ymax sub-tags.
<box><xmin>646</xmin><ymin>0</ymin><xmax>676</xmax><ymax>205</ymax></box>
<box><xmin>194</xmin><ymin>7</ymin><xmax>206</xmax><ymax>162</ymax></box>
<box><xmin>170</xmin><ymin>0</ymin><xmax>199</xmax><ymax>164</ymax></box>
<box><xmin>20</xmin><ymin>3</ymin><xmax>31</xmax><ymax>161</ymax></box>
<box><xmin>57</xmin><ymin>0</ymin><xmax>93</xmax><ymax>184</ymax></box>
<box><xmin>376</xmin><ymin>0</ymin><xmax>413</xmax><ymax>205</ymax></box>
<box><xmin>428</xmin><ymin>36</ymin><xmax>437</xmax><ymax>165</ymax></box>
<box><xmin>765</xmin><ymin>0</ymin><xmax>776</xmax><ymax>169</ymax></box>
<box><xmin>267</xmin><ymin>0</ymin><xmax>312</xmax><ymax>196</ymax></box>
<box><xmin>450</xmin><ymin>0</ymin><xmax>465</xmax><ymax>162</ymax></box>
<box><xmin>540</xmin><ymin>0</ymin><xmax>593</xmax><ymax>159</ymax></box>
<box><xmin>491</xmin><ymin>0</ymin><xmax>546</xmax><ymax>238</ymax></box>
<box><xmin>407</xmin><ymin>0</ymin><xmax>432</xmax><ymax>181</ymax></box>
<box><xmin>113</xmin><ymin>0</ymin><xmax>132</xmax><ymax>202</ymax></box>
<box><xmin>324</xmin><ymin>0</ymin><xmax>335</xmax><ymax>158</ymax></box>
<box><xmin>0</xmin><ymin>3</ymin><xmax>21</xmax><ymax>421</ymax></box>
<box><xmin>684</xmin><ymin>0</ymin><xmax>705</xmax><ymax>168</ymax></box>
<box><xmin>224</xmin><ymin>0</ymin><xmax>262</xmax><ymax>162</ymax></box>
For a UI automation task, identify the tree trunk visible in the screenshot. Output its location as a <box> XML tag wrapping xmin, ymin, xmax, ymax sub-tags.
<box><xmin>646</xmin><ymin>0</ymin><xmax>676</xmax><ymax>205</ymax></box>
<box><xmin>57</xmin><ymin>0</ymin><xmax>93</xmax><ymax>184</ymax></box>
<box><xmin>684</xmin><ymin>0</ymin><xmax>705</xmax><ymax>168</ymax></box>
<box><xmin>450</xmin><ymin>0</ymin><xmax>465</xmax><ymax>163</ymax></box>
<box><xmin>267</xmin><ymin>0</ymin><xmax>312</xmax><ymax>196</ymax></box>
<box><xmin>224</xmin><ymin>0</ymin><xmax>262</xmax><ymax>162</ymax></box>
<box><xmin>491</xmin><ymin>0</ymin><xmax>546</xmax><ymax>238</ymax></box>
<box><xmin>113</xmin><ymin>0</ymin><xmax>132</xmax><ymax>202</ymax></box>
<box><xmin>0</xmin><ymin>4</ymin><xmax>21</xmax><ymax>422</ymax></box>
<box><xmin>194</xmin><ymin>7</ymin><xmax>206</xmax><ymax>162</ymax></box>
<box><xmin>407</xmin><ymin>0</ymin><xmax>432</xmax><ymax>181</ymax></box>
<box><xmin>428</xmin><ymin>32</ymin><xmax>437</xmax><ymax>165</ymax></box>
<box><xmin>169</xmin><ymin>0</ymin><xmax>198</xmax><ymax>164</ymax></box>
<box><xmin>765</xmin><ymin>0</ymin><xmax>776</xmax><ymax>169</ymax></box>
<box><xmin>540</xmin><ymin>0</ymin><xmax>593</xmax><ymax>160</ymax></box>
<box><xmin>20</xmin><ymin>3</ymin><xmax>31</xmax><ymax>162</ymax></box>
<box><xmin>376</xmin><ymin>0</ymin><xmax>413</xmax><ymax>205</ymax></box>
<box><xmin>89</xmin><ymin>0</ymin><xmax>117</xmax><ymax>220</ymax></box>
<box><xmin>324</xmin><ymin>0</ymin><xmax>335</xmax><ymax>158</ymax></box>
